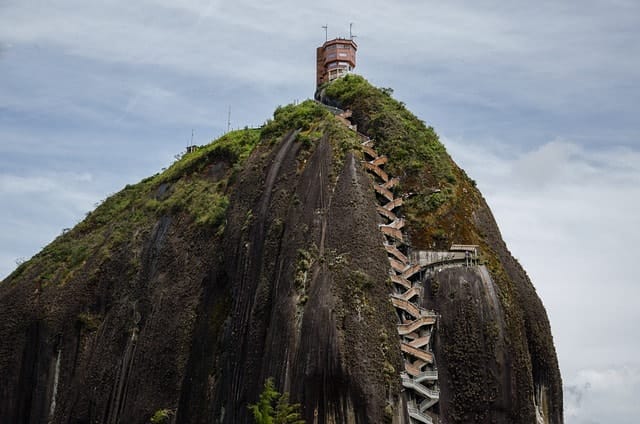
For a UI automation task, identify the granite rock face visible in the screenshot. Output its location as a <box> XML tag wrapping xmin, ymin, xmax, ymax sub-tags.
<box><xmin>0</xmin><ymin>76</ymin><xmax>562</xmax><ymax>423</ymax></box>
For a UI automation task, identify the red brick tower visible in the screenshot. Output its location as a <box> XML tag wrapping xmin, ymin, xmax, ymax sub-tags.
<box><xmin>316</xmin><ymin>38</ymin><xmax>358</xmax><ymax>87</ymax></box>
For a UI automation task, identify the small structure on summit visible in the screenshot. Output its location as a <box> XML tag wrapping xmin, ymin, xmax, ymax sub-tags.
<box><xmin>316</xmin><ymin>36</ymin><xmax>357</xmax><ymax>87</ymax></box>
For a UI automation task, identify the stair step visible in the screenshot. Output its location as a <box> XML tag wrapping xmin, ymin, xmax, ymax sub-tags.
<box><xmin>364</xmin><ymin>162</ymin><xmax>389</xmax><ymax>182</ymax></box>
<box><xmin>363</xmin><ymin>145</ymin><xmax>378</xmax><ymax>158</ymax></box>
<box><xmin>374</xmin><ymin>184</ymin><xmax>394</xmax><ymax>201</ymax></box>
<box><xmin>380</xmin><ymin>226</ymin><xmax>404</xmax><ymax>242</ymax></box>
<box><xmin>377</xmin><ymin>206</ymin><xmax>397</xmax><ymax>221</ymax></box>
<box><xmin>370</xmin><ymin>156</ymin><xmax>388</xmax><ymax>166</ymax></box>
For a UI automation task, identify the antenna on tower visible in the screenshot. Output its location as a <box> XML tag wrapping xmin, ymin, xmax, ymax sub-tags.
<box><xmin>185</xmin><ymin>129</ymin><xmax>196</xmax><ymax>154</ymax></box>
<box><xmin>227</xmin><ymin>106</ymin><xmax>231</xmax><ymax>133</ymax></box>
<box><xmin>349</xmin><ymin>22</ymin><xmax>357</xmax><ymax>40</ymax></box>
<box><xmin>322</xmin><ymin>25</ymin><xmax>328</xmax><ymax>42</ymax></box>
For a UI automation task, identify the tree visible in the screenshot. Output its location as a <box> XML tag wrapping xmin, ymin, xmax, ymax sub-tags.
<box><xmin>249</xmin><ymin>378</ymin><xmax>305</xmax><ymax>424</ymax></box>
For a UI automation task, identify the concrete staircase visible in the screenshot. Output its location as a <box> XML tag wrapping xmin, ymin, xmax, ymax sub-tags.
<box><xmin>327</xmin><ymin>103</ymin><xmax>486</xmax><ymax>424</ymax></box>
<box><xmin>358</xmin><ymin>133</ymin><xmax>441</xmax><ymax>423</ymax></box>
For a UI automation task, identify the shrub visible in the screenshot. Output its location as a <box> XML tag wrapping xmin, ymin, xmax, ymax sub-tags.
<box><xmin>248</xmin><ymin>378</ymin><xmax>305</xmax><ymax>424</ymax></box>
<box><xmin>150</xmin><ymin>409</ymin><xmax>172</xmax><ymax>423</ymax></box>
<box><xmin>261</xmin><ymin>100</ymin><xmax>330</xmax><ymax>142</ymax></box>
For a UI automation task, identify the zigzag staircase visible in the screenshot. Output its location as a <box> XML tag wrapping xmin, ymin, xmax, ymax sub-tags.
<box><xmin>326</xmin><ymin>105</ymin><xmax>441</xmax><ymax>423</ymax></box>
<box><xmin>318</xmin><ymin>93</ymin><xmax>488</xmax><ymax>422</ymax></box>
<box><xmin>318</xmin><ymin>101</ymin><xmax>440</xmax><ymax>424</ymax></box>
<box><xmin>361</xmin><ymin>138</ymin><xmax>441</xmax><ymax>424</ymax></box>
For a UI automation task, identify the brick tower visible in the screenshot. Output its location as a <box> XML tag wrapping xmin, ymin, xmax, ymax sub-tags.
<box><xmin>316</xmin><ymin>38</ymin><xmax>357</xmax><ymax>87</ymax></box>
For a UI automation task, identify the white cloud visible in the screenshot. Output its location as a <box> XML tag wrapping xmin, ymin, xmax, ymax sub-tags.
<box><xmin>0</xmin><ymin>173</ymin><xmax>93</xmax><ymax>193</ymax></box>
<box><xmin>565</xmin><ymin>366</ymin><xmax>640</xmax><ymax>423</ymax></box>
<box><xmin>0</xmin><ymin>0</ymin><xmax>312</xmax><ymax>84</ymax></box>
<box><xmin>0</xmin><ymin>172</ymin><xmax>102</xmax><ymax>279</ymax></box>
<box><xmin>2</xmin><ymin>0</ymin><xmax>637</xmax><ymax>98</ymax></box>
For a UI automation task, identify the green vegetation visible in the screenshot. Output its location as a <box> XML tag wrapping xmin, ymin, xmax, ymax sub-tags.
<box><xmin>77</xmin><ymin>312</ymin><xmax>101</xmax><ymax>332</ymax></box>
<box><xmin>149</xmin><ymin>408</ymin><xmax>172</xmax><ymax>423</ymax></box>
<box><xmin>261</xmin><ymin>100</ymin><xmax>330</xmax><ymax>143</ymax></box>
<box><xmin>4</xmin><ymin>92</ymin><xmax>358</xmax><ymax>288</ymax></box>
<box><xmin>248</xmin><ymin>378</ymin><xmax>305</xmax><ymax>424</ymax></box>
<box><xmin>323</xmin><ymin>74</ymin><xmax>453</xmax><ymax>183</ymax></box>
<box><xmin>324</xmin><ymin>116</ymin><xmax>364</xmax><ymax>169</ymax></box>
<box><xmin>158</xmin><ymin>128</ymin><xmax>261</xmax><ymax>183</ymax></box>
<box><xmin>5</xmin><ymin>97</ymin><xmax>347</xmax><ymax>288</ymax></box>
<box><xmin>322</xmin><ymin>75</ymin><xmax>482</xmax><ymax>249</ymax></box>
<box><xmin>5</xmin><ymin>128</ymin><xmax>262</xmax><ymax>287</ymax></box>
<box><xmin>294</xmin><ymin>248</ymin><xmax>314</xmax><ymax>290</ymax></box>
<box><xmin>146</xmin><ymin>178</ymin><xmax>229</xmax><ymax>229</ymax></box>
<box><xmin>349</xmin><ymin>269</ymin><xmax>374</xmax><ymax>290</ymax></box>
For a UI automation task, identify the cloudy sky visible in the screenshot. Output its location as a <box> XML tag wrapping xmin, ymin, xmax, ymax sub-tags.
<box><xmin>1</xmin><ymin>0</ymin><xmax>638</xmax><ymax>421</ymax></box>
